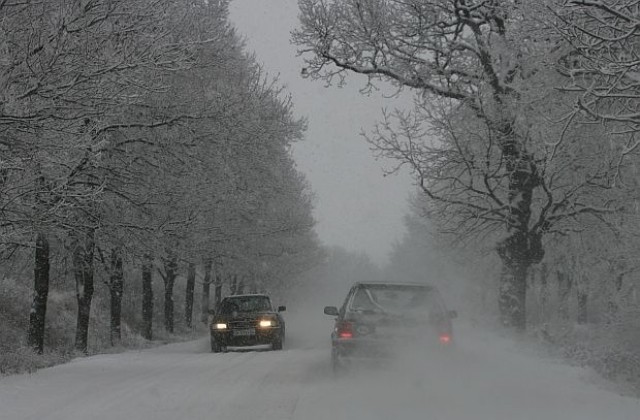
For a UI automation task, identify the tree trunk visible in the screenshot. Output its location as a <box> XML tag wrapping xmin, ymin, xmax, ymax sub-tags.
<box><xmin>215</xmin><ymin>283</ymin><xmax>222</xmax><ymax>307</ymax></box>
<box><xmin>27</xmin><ymin>232</ymin><xmax>50</xmax><ymax>354</ymax></box>
<box><xmin>494</xmin><ymin>127</ymin><xmax>544</xmax><ymax>331</ymax></box>
<box><xmin>163</xmin><ymin>255</ymin><xmax>177</xmax><ymax>333</ymax></box>
<box><xmin>615</xmin><ymin>270</ymin><xmax>624</xmax><ymax>294</ymax></box>
<box><xmin>201</xmin><ymin>259</ymin><xmax>212</xmax><ymax>322</ymax></box>
<box><xmin>557</xmin><ymin>270</ymin><xmax>572</xmax><ymax>320</ymax></box>
<box><xmin>577</xmin><ymin>291</ymin><xmax>588</xmax><ymax>324</ymax></box>
<box><xmin>230</xmin><ymin>275</ymin><xmax>237</xmax><ymax>295</ymax></box>
<box><xmin>497</xmin><ymin>261</ymin><xmax>529</xmax><ymax>330</ymax></box>
<box><xmin>185</xmin><ymin>262</ymin><xmax>196</xmax><ymax>329</ymax></box>
<box><xmin>214</xmin><ymin>271</ymin><xmax>223</xmax><ymax>311</ymax></box>
<box><xmin>539</xmin><ymin>262</ymin><xmax>549</xmax><ymax>319</ymax></box>
<box><xmin>109</xmin><ymin>248</ymin><xmax>124</xmax><ymax>346</ymax></box>
<box><xmin>237</xmin><ymin>278</ymin><xmax>245</xmax><ymax>295</ymax></box>
<box><xmin>141</xmin><ymin>256</ymin><xmax>153</xmax><ymax>340</ymax></box>
<box><xmin>577</xmin><ymin>275</ymin><xmax>589</xmax><ymax>324</ymax></box>
<box><xmin>496</xmin><ymin>230</ymin><xmax>541</xmax><ymax>330</ymax></box>
<box><xmin>74</xmin><ymin>230</ymin><xmax>95</xmax><ymax>354</ymax></box>
<box><xmin>607</xmin><ymin>266</ymin><xmax>625</xmax><ymax>319</ymax></box>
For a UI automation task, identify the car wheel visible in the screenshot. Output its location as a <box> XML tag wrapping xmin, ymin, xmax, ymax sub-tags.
<box><xmin>272</xmin><ymin>333</ymin><xmax>284</xmax><ymax>350</ymax></box>
<box><xmin>211</xmin><ymin>336</ymin><xmax>222</xmax><ymax>353</ymax></box>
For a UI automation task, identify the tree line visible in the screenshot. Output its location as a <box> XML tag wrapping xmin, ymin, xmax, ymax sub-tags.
<box><xmin>0</xmin><ymin>0</ymin><xmax>320</xmax><ymax>356</ymax></box>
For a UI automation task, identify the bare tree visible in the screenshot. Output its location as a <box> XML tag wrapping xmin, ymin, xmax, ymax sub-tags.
<box><xmin>553</xmin><ymin>0</ymin><xmax>640</xmax><ymax>132</ymax></box>
<box><xmin>294</xmin><ymin>0</ymin><xmax>556</xmax><ymax>328</ymax></box>
<box><xmin>4</xmin><ymin>0</ymin><xmax>321</xmax><ymax>356</ymax></box>
<box><xmin>1</xmin><ymin>0</ymin><xmax>214</xmax><ymax>353</ymax></box>
<box><xmin>294</xmin><ymin>0</ymin><xmax>634</xmax><ymax>329</ymax></box>
<box><xmin>373</xmin><ymin>95</ymin><xmax>621</xmax><ymax>322</ymax></box>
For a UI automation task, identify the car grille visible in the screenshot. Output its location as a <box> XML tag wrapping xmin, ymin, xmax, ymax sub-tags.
<box><xmin>229</xmin><ymin>318</ymin><xmax>256</xmax><ymax>329</ymax></box>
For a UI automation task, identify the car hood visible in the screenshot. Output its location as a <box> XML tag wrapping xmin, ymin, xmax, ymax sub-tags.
<box><xmin>214</xmin><ymin>311</ymin><xmax>276</xmax><ymax>321</ymax></box>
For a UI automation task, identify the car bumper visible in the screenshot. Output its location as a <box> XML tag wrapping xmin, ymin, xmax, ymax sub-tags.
<box><xmin>333</xmin><ymin>337</ymin><xmax>396</xmax><ymax>359</ymax></box>
<box><xmin>332</xmin><ymin>335</ymin><xmax>451</xmax><ymax>359</ymax></box>
<box><xmin>211</xmin><ymin>327</ymin><xmax>281</xmax><ymax>347</ymax></box>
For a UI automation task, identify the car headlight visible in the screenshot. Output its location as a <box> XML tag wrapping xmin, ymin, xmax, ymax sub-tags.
<box><xmin>259</xmin><ymin>319</ymin><xmax>274</xmax><ymax>328</ymax></box>
<box><xmin>214</xmin><ymin>323</ymin><xmax>227</xmax><ymax>330</ymax></box>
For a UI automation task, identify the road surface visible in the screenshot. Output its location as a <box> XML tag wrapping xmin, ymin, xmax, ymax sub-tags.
<box><xmin>1</xmin><ymin>314</ymin><xmax>638</xmax><ymax>420</ymax></box>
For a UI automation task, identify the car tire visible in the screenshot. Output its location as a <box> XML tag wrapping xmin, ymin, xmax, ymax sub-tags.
<box><xmin>211</xmin><ymin>336</ymin><xmax>223</xmax><ymax>353</ymax></box>
<box><xmin>272</xmin><ymin>332</ymin><xmax>284</xmax><ymax>350</ymax></box>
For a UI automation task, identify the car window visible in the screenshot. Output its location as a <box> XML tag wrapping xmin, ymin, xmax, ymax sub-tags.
<box><xmin>339</xmin><ymin>286</ymin><xmax>356</xmax><ymax>318</ymax></box>
<box><xmin>219</xmin><ymin>296</ymin><xmax>272</xmax><ymax>314</ymax></box>
<box><xmin>349</xmin><ymin>285</ymin><xmax>445</xmax><ymax>316</ymax></box>
<box><xmin>351</xmin><ymin>288</ymin><xmax>378</xmax><ymax>311</ymax></box>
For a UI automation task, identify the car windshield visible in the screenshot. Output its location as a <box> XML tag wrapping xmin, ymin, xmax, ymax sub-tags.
<box><xmin>350</xmin><ymin>285</ymin><xmax>443</xmax><ymax>316</ymax></box>
<box><xmin>219</xmin><ymin>296</ymin><xmax>272</xmax><ymax>314</ymax></box>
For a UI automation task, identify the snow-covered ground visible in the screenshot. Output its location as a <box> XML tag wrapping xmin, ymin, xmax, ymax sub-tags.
<box><xmin>1</xmin><ymin>313</ymin><xmax>638</xmax><ymax>420</ymax></box>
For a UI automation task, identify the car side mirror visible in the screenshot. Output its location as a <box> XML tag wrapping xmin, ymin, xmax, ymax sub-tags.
<box><xmin>278</xmin><ymin>305</ymin><xmax>286</xmax><ymax>312</ymax></box>
<box><xmin>207</xmin><ymin>308</ymin><xmax>216</xmax><ymax>315</ymax></box>
<box><xmin>449</xmin><ymin>310</ymin><xmax>458</xmax><ymax>319</ymax></box>
<box><xmin>324</xmin><ymin>306</ymin><xmax>339</xmax><ymax>316</ymax></box>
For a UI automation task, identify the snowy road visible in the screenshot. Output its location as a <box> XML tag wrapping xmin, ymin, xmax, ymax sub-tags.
<box><xmin>1</xmin><ymin>317</ymin><xmax>639</xmax><ymax>420</ymax></box>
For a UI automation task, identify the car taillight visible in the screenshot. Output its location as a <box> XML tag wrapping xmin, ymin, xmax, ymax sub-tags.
<box><xmin>439</xmin><ymin>334</ymin><xmax>451</xmax><ymax>344</ymax></box>
<box><xmin>336</xmin><ymin>321</ymin><xmax>353</xmax><ymax>339</ymax></box>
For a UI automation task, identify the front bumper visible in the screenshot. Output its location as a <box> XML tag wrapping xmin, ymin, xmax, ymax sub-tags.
<box><xmin>211</xmin><ymin>327</ymin><xmax>281</xmax><ymax>347</ymax></box>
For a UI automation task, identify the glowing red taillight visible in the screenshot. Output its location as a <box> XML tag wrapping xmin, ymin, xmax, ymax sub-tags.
<box><xmin>439</xmin><ymin>334</ymin><xmax>451</xmax><ymax>344</ymax></box>
<box><xmin>336</xmin><ymin>321</ymin><xmax>353</xmax><ymax>339</ymax></box>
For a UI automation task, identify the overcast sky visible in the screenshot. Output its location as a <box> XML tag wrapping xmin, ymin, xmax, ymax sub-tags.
<box><xmin>229</xmin><ymin>0</ymin><xmax>415</xmax><ymax>264</ymax></box>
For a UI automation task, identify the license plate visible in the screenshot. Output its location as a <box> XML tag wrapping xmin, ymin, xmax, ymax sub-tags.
<box><xmin>233</xmin><ymin>328</ymin><xmax>255</xmax><ymax>337</ymax></box>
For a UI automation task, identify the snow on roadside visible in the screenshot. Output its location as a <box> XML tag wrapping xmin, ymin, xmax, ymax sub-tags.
<box><xmin>0</xmin><ymin>319</ymin><xmax>639</xmax><ymax>420</ymax></box>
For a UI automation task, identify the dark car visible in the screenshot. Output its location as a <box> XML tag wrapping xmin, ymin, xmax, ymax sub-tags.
<box><xmin>323</xmin><ymin>282</ymin><xmax>456</xmax><ymax>371</ymax></box>
<box><xmin>210</xmin><ymin>294</ymin><xmax>286</xmax><ymax>353</ymax></box>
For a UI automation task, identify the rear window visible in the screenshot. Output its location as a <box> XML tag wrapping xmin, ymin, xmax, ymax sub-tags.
<box><xmin>350</xmin><ymin>285</ymin><xmax>444</xmax><ymax>315</ymax></box>
<box><xmin>219</xmin><ymin>296</ymin><xmax>272</xmax><ymax>314</ymax></box>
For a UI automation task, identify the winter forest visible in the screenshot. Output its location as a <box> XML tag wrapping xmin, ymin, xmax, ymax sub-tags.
<box><xmin>2</xmin><ymin>0</ymin><xmax>640</xmax><ymax>397</ymax></box>
<box><xmin>1</xmin><ymin>0</ymin><xmax>321</xmax><ymax>368</ymax></box>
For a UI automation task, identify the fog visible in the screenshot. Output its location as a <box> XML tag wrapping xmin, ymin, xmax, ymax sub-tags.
<box><xmin>3</xmin><ymin>245</ymin><xmax>638</xmax><ymax>419</ymax></box>
<box><xmin>229</xmin><ymin>0</ymin><xmax>415</xmax><ymax>264</ymax></box>
<box><xmin>262</xmin><ymin>238</ymin><xmax>638</xmax><ymax>420</ymax></box>
<box><xmin>278</xmin><ymin>272</ymin><xmax>639</xmax><ymax>420</ymax></box>
<box><xmin>2</xmin><ymin>1</ymin><xmax>640</xmax><ymax>419</ymax></box>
